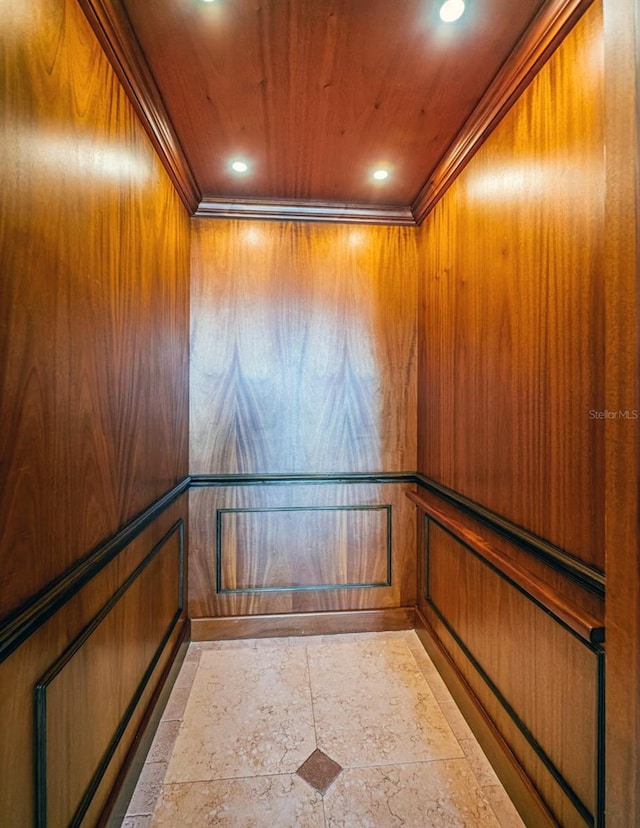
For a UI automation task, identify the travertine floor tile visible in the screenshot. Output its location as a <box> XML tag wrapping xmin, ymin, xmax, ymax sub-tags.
<box><xmin>460</xmin><ymin>737</ymin><xmax>501</xmax><ymax>788</ymax></box>
<box><xmin>307</xmin><ymin>637</ymin><xmax>463</xmax><ymax>767</ymax></box>
<box><xmin>150</xmin><ymin>775</ymin><xmax>324</xmax><ymax>827</ymax></box>
<box><xmin>484</xmin><ymin>785</ymin><xmax>527</xmax><ymax>828</ymax></box>
<box><xmin>165</xmin><ymin>646</ymin><xmax>316</xmax><ymax>782</ymax></box>
<box><xmin>323</xmin><ymin>760</ymin><xmax>501</xmax><ymax>828</ymax></box>
<box><xmin>127</xmin><ymin>763</ymin><xmax>168</xmax><ymax>816</ymax></box>
<box><xmin>146</xmin><ymin>721</ymin><xmax>181</xmax><ymax>765</ymax></box>
<box><xmin>161</xmin><ymin>685</ymin><xmax>192</xmax><ymax>722</ymax></box>
<box><xmin>440</xmin><ymin>699</ymin><xmax>476</xmax><ymax>740</ymax></box>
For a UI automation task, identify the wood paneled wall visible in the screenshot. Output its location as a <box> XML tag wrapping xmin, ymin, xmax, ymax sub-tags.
<box><xmin>190</xmin><ymin>220</ymin><xmax>417</xmax><ymax>474</ymax></box>
<box><xmin>0</xmin><ymin>0</ymin><xmax>190</xmax><ymax>824</ymax></box>
<box><xmin>417</xmin><ymin>3</ymin><xmax>605</xmax><ymax>573</ymax></box>
<box><xmin>415</xmin><ymin>5</ymin><xmax>607</xmax><ymax>826</ymax></box>
<box><xmin>189</xmin><ymin>221</ymin><xmax>418</xmax><ymax>627</ymax></box>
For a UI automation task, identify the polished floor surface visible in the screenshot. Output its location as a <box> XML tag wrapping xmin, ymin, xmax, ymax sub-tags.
<box><xmin>124</xmin><ymin>631</ymin><xmax>525</xmax><ymax>827</ymax></box>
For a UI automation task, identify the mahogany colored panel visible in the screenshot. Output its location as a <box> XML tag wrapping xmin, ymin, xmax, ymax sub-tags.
<box><xmin>39</xmin><ymin>525</ymin><xmax>183</xmax><ymax>827</ymax></box>
<box><xmin>189</xmin><ymin>483</ymin><xmax>416</xmax><ymax>618</ymax></box>
<box><xmin>219</xmin><ymin>506</ymin><xmax>389</xmax><ymax>591</ymax></box>
<box><xmin>425</xmin><ymin>521</ymin><xmax>600</xmax><ymax>826</ymax></box>
<box><xmin>120</xmin><ymin>0</ymin><xmax>544</xmax><ymax>205</ymax></box>
<box><xmin>0</xmin><ymin>0</ymin><xmax>190</xmax><ymax>620</ymax></box>
<box><xmin>191</xmin><ymin>608</ymin><xmax>416</xmax><ymax>641</ymax></box>
<box><xmin>601</xmin><ymin>0</ymin><xmax>640</xmax><ymax>824</ymax></box>
<box><xmin>416</xmin><ymin>5</ymin><xmax>605</xmax><ymax>569</ymax></box>
<box><xmin>190</xmin><ymin>219</ymin><xmax>417</xmax><ymax>475</ymax></box>
<box><xmin>0</xmin><ymin>499</ymin><xmax>187</xmax><ymax>827</ymax></box>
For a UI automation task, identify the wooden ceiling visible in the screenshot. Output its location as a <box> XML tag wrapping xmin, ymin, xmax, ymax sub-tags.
<box><xmin>81</xmin><ymin>0</ymin><xmax>592</xmax><ymax>221</ymax></box>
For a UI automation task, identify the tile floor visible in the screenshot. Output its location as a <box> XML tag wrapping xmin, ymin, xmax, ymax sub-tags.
<box><xmin>124</xmin><ymin>631</ymin><xmax>526</xmax><ymax>827</ymax></box>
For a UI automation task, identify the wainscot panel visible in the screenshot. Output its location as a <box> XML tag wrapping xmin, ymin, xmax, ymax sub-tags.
<box><xmin>0</xmin><ymin>496</ymin><xmax>187</xmax><ymax>828</ymax></box>
<box><xmin>189</xmin><ymin>480</ymin><xmax>416</xmax><ymax>621</ymax></box>
<box><xmin>414</xmin><ymin>497</ymin><xmax>604</xmax><ymax>828</ymax></box>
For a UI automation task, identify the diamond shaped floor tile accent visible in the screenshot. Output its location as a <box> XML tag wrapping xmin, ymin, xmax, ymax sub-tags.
<box><xmin>296</xmin><ymin>749</ymin><xmax>342</xmax><ymax>794</ymax></box>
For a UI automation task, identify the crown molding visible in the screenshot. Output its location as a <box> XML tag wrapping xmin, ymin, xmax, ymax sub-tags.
<box><xmin>77</xmin><ymin>0</ymin><xmax>201</xmax><ymax>214</ymax></box>
<box><xmin>196</xmin><ymin>197</ymin><xmax>417</xmax><ymax>225</ymax></box>
<box><xmin>411</xmin><ymin>0</ymin><xmax>595</xmax><ymax>224</ymax></box>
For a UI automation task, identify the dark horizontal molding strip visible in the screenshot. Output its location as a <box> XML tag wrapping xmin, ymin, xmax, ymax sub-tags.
<box><xmin>77</xmin><ymin>0</ymin><xmax>200</xmax><ymax>214</ymax></box>
<box><xmin>411</xmin><ymin>0</ymin><xmax>594</xmax><ymax>223</ymax></box>
<box><xmin>414</xmin><ymin>473</ymin><xmax>605</xmax><ymax>597</ymax></box>
<box><xmin>35</xmin><ymin>520</ymin><xmax>185</xmax><ymax>828</ymax></box>
<box><xmin>195</xmin><ymin>197</ymin><xmax>417</xmax><ymax>226</ymax></box>
<box><xmin>0</xmin><ymin>477</ymin><xmax>190</xmax><ymax>665</ymax></box>
<box><xmin>190</xmin><ymin>472</ymin><xmax>415</xmax><ymax>487</ymax></box>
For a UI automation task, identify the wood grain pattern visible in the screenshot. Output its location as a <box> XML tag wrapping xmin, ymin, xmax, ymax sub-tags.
<box><xmin>423</xmin><ymin>521</ymin><xmax>600</xmax><ymax>827</ymax></box>
<box><xmin>414</xmin><ymin>610</ymin><xmax>558</xmax><ymax>828</ymax></box>
<box><xmin>189</xmin><ymin>483</ymin><xmax>416</xmax><ymax>619</ymax></box>
<box><xmin>40</xmin><ymin>523</ymin><xmax>182</xmax><ymax>827</ymax></box>
<box><xmin>0</xmin><ymin>498</ymin><xmax>187</xmax><ymax>828</ymax></box>
<box><xmin>190</xmin><ymin>219</ymin><xmax>417</xmax><ymax>475</ymax></box>
<box><xmin>417</xmin><ymin>3</ymin><xmax>605</xmax><ymax>569</ymax></box>
<box><xmin>0</xmin><ymin>0</ymin><xmax>190</xmax><ymax>621</ymax></box>
<box><xmin>120</xmin><ymin>0</ymin><xmax>545</xmax><ymax>206</ymax></box>
<box><xmin>412</xmin><ymin>0</ymin><xmax>595</xmax><ymax>222</ymax></box>
<box><xmin>601</xmin><ymin>0</ymin><xmax>640</xmax><ymax>824</ymax></box>
<box><xmin>408</xmin><ymin>491</ymin><xmax>603</xmax><ymax>644</ymax></box>
<box><xmin>218</xmin><ymin>506</ymin><xmax>390</xmax><ymax>592</ymax></box>
<box><xmin>192</xmin><ymin>608</ymin><xmax>415</xmax><ymax>641</ymax></box>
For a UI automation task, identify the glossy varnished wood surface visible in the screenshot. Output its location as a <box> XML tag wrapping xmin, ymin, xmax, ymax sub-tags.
<box><xmin>120</xmin><ymin>0</ymin><xmax>544</xmax><ymax>206</ymax></box>
<box><xmin>190</xmin><ymin>219</ymin><xmax>417</xmax><ymax>474</ymax></box>
<box><xmin>601</xmin><ymin>0</ymin><xmax>640</xmax><ymax>824</ymax></box>
<box><xmin>417</xmin><ymin>4</ymin><xmax>605</xmax><ymax>570</ymax></box>
<box><xmin>0</xmin><ymin>498</ymin><xmax>187</xmax><ymax>827</ymax></box>
<box><xmin>408</xmin><ymin>491</ymin><xmax>603</xmax><ymax>644</ymax></box>
<box><xmin>189</xmin><ymin>483</ymin><xmax>416</xmax><ymax>619</ymax></box>
<box><xmin>43</xmin><ymin>525</ymin><xmax>182</xmax><ymax>826</ymax></box>
<box><xmin>0</xmin><ymin>0</ymin><xmax>190</xmax><ymax>620</ymax></box>
<box><xmin>422</xmin><ymin>519</ymin><xmax>600</xmax><ymax>827</ymax></box>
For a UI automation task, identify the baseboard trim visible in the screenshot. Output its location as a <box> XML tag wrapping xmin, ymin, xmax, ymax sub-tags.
<box><xmin>191</xmin><ymin>608</ymin><xmax>416</xmax><ymax>640</ymax></box>
<box><xmin>99</xmin><ymin>621</ymin><xmax>190</xmax><ymax>828</ymax></box>
<box><xmin>414</xmin><ymin>609</ymin><xmax>558</xmax><ymax>828</ymax></box>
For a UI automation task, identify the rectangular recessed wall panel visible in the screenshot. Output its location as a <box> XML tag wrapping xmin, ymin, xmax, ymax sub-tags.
<box><xmin>37</xmin><ymin>523</ymin><xmax>183</xmax><ymax>828</ymax></box>
<box><xmin>218</xmin><ymin>505</ymin><xmax>390</xmax><ymax>592</ymax></box>
<box><xmin>425</xmin><ymin>520</ymin><xmax>601</xmax><ymax>827</ymax></box>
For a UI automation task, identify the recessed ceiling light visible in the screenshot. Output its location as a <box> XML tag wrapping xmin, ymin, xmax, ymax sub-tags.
<box><xmin>230</xmin><ymin>160</ymin><xmax>249</xmax><ymax>173</ymax></box>
<box><xmin>373</xmin><ymin>169</ymin><xmax>389</xmax><ymax>181</ymax></box>
<box><xmin>440</xmin><ymin>0</ymin><xmax>465</xmax><ymax>23</ymax></box>
<box><xmin>201</xmin><ymin>0</ymin><xmax>217</xmax><ymax>3</ymax></box>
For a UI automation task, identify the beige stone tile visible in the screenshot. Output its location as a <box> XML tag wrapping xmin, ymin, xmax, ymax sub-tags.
<box><xmin>196</xmin><ymin>639</ymin><xmax>257</xmax><ymax>650</ymax></box>
<box><xmin>122</xmin><ymin>816</ymin><xmax>152</xmax><ymax>828</ymax></box>
<box><xmin>146</xmin><ymin>721</ymin><xmax>181</xmax><ymax>765</ymax></box>
<box><xmin>323</xmin><ymin>760</ymin><xmax>501</xmax><ymax>828</ymax></box>
<box><xmin>307</xmin><ymin>637</ymin><xmax>462</xmax><ymax>767</ymax></box>
<box><xmin>174</xmin><ymin>658</ymin><xmax>199</xmax><ymax>690</ymax></box>
<box><xmin>165</xmin><ymin>646</ymin><xmax>316</xmax><ymax>782</ymax></box>
<box><xmin>127</xmin><ymin>763</ymin><xmax>167</xmax><ymax>816</ymax></box>
<box><xmin>484</xmin><ymin>785</ymin><xmax>527</xmax><ymax>828</ymax></box>
<box><xmin>150</xmin><ymin>775</ymin><xmax>324</xmax><ymax>827</ymax></box>
<box><xmin>440</xmin><ymin>699</ymin><xmax>476</xmax><ymax>740</ymax></box>
<box><xmin>459</xmin><ymin>738</ymin><xmax>500</xmax><ymax>787</ymax></box>
<box><xmin>161</xmin><ymin>685</ymin><xmax>192</xmax><ymax>722</ymax></box>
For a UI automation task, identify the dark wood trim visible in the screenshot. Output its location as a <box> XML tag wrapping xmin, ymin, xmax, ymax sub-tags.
<box><xmin>414</xmin><ymin>473</ymin><xmax>605</xmax><ymax>596</ymax></box>
<box><xmin>0</xmin><ymin>478</ymin><xmax>190</xmax><ymax>665</ymax></box>
<box><xmin>215</xmin><ymin>505</ymin><xmax>392</xmax><ymax>593</ymax></box>
<box><xmin>190</xmin><ymin>608</ymin><xmax>416</xmax><ymax>640</ymax></box>
<box><xmin>190</xmin><ymin>472</ymin><xmax>416</xmax><ymax>487</ymax></box>
<box><xmin>195</xmin><ymin>197</ymin><xmax>417</xmax><ymax>226</ymax></box>
<box><xmin>422</xmin><ymin>519</ymin><xmax>604</xmax><ymax>827</ymax></box>
<box><xmin>34</xmin><ymin>521</ymin><xmax>185</xmax><ymax>828</ymax></box>
<box><xmin>409</xmin><ymin>492</ymin><xmax>604</xmax><ymax>645</ymax></box>
<box><xmin>414</xmin><ymin>610</ymin><xmax>558</xmax><ymax>828</ymax></box>
<box><xmin>76</xmin><ymin>0</ymin><xmax>200</xmax><ymax>214</ymax></box>
<box><xmin>411</xmin><ymin>0</ymin><xmax>596</xmax><ymax>223</ymax></box>
<box><xmin>99</xmin><ymin>624</ymin><xmax>190</xmax><ymax>828</ymax></box>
